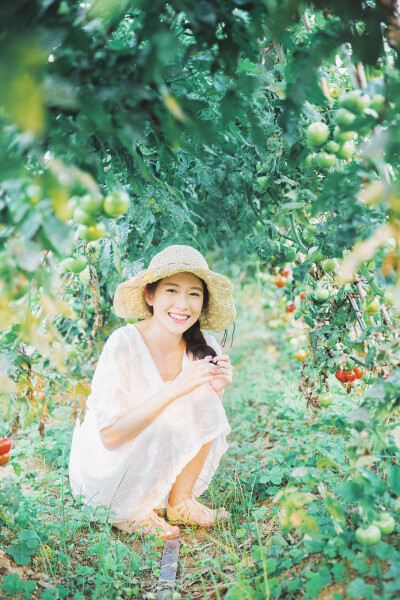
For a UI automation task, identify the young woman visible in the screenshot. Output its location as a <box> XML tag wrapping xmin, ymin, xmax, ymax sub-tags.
<box><xmin>69</xmin><ymin>244</ymin><xmax>235</xmax><ymax>539</ymax></box>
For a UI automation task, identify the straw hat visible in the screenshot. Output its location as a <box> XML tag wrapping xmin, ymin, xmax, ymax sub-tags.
<box><xmin>113</xmin><ymin>245</ymin><xmax>235</xmax><ymax>332</ymax></box>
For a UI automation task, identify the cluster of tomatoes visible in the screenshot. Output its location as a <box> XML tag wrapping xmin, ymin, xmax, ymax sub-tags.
<box><xmin>0</xmin><ymin>436</ymin><xmax>12</xmax><ymax>466</ymax></box>
<box><xmin>335</xmin><ymin>366</ymin><xmax>364</xmax><ymax>382</ymax></box>
<box><xmin>274</xmin><ymin>265</ymin><xmax>291</xmax><ymax>288</ymax></box>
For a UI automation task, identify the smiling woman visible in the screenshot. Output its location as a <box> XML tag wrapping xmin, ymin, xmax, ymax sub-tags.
<box><xmin>68</xmin><ymin>245</ymin><xmax>236</xmax><ymax>540</ymax></box>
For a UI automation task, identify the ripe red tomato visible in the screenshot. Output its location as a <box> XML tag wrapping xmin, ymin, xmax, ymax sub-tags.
<box><xmin>383</xmin><ymin>372</ymin><xmax>390</xmax><ymax>380</ymax></box>
<box><xmin>354</xmin><ymin>367</ymin><xmax>364</xmax><ymax>379</ymax></box>
<box><xmin>275</xmin><ymin>277</ymin><xmax>286</xmax><ymax>288</ymax></box>
<box><xmin>279</xmin><ymin>266</ymin><xmax>290</xmax><ymax>278</ymax></box>
<box><xmin>286</xmin><ymin>303</ymin><xmax>295</xmax><ymax>313</ymax></box>
<box><xmin>0</xmin><ymin>453</ymin><xmax>10</xmax><ymax>467</ymax></box>
<box><xmin>0</xmin><ymin>437</ymin><xmax>12</xmax><ymax>455</ymax></box>
<box><xmin>345</xmin><ymin>371</ymin><xmax>357</xmax><ymax>382</ymax></box>
<box><xmin>339</xmin><ymin>370</ymin><xmax>348</xmax><ymax>382</ymax></box>
<box><xmin>335</xmin><ymin>369</ymin><xmax>344</xmax><ymax>381</ymax></box>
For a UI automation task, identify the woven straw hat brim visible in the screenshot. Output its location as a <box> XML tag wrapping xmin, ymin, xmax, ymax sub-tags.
<box><xmin>114</xmin><ymin>264</ymin><xmax>235</xmax><ymax>333</ymax></box>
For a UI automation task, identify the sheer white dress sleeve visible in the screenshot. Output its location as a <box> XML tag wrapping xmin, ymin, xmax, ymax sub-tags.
<box><xmin>68</xmin><ymin>324</ymin><xmax>231</xmax><ymax>523</ymax></box>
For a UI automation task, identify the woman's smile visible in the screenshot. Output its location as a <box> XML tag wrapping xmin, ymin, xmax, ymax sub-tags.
<box><xmin>168</xmin><ymin>312</ymin><xmax>190</xmax><ymax>323</ymax></box>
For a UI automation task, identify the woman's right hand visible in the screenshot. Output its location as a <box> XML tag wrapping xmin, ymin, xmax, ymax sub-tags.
<box><xmin>167</xmin><ymin>356</ymin><xmax>217</xmax><ymax>400</ymax></box>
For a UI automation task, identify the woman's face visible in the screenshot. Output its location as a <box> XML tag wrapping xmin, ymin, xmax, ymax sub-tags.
<box><xmin>145</xmin><ymin>272</ymin><xmax>204</xmax><ymax>333</ymax></box>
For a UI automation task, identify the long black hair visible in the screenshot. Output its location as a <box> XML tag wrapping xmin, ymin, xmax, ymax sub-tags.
<box><xmin>144</xmin><ymin>277</ymin><xmax>218</xmax><ymax>360</ymax></box>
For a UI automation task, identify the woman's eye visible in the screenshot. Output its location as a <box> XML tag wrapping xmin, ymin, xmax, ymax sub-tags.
<box><xmin>167</xmin><ymin>289</ymin><xmax>176</xmax><ymax>293</ymax></box>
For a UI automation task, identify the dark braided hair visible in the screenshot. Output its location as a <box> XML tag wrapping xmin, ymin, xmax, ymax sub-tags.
<box><xmin>144</xmin><ymin>277</ymin><xmax>218</xmax><ymax>360</ymax></box>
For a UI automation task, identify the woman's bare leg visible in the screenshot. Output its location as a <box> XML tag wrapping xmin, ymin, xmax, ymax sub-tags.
<box><xmin>168</xmin><ymin>440</ymin><xmax>213</xmax><ymax>505</ymax></box>
<box><xmin>167</xmin><ymin>440</ymin><xmax>229</xmax><ymax>524</ymax></box>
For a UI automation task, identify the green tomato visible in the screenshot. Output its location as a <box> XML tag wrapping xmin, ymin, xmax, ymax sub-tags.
<box><xmin>339</xmin><ymin>90</ymin><xmax>370</xmax><ymax>114</ymax></box>
<box><xmin>333</xmin><ymin>126</ymin><xmax>356</xmax><ymax>142</ymax></box>
<box><xmin>355</xmin><ymin>524</ymin><xmax>381</xmax><ymax>546</ymax></box>
<box><xmin>103</xmin><ymin>190</ymin><xmax>131</xmax><ymax>218</ymax></box>
<box><xmin>373</xmin><ymin>512</ymin><xmax>395</xmax><ymax>535</ymax></box>
<box><xmin>270</xmin><ymin>240</ymin><xmax>280</xmax><ymax>255</ymax></box>
<box><xmin>370</xmin><ymin>93</ymin><xmax>385</xmax><ymax>112</ymax></box>
<box><xmin>66</xmin><ymin>196</ymin><xmax>79</xmax><ymax>219</ymax></box>
<box><xmin>68</xmin><ymin>253</ymin><xmax>88</xmax><ymax>274</ymax></box>
<box><xmin>321</xmin><ymin>258</ymin><xmax>337</xmax><ymax>272</ymax></box>
<box><xmin>294</xmin><ymin>348</ymin><xmax>309</xmax><ymax>362</ymax></box>
<box><xmin>76</xmin><ymin>319</ymin><xmax>87</xmax><ymax>330</ymax></box>
<box><xmin>335</xmin><ymin>108</ymin><xmax>356</xmax><ymax>128</ymax></box>
<box><xmin>307</xmin><ymin>246</ymin><xmax>324</xmax><ymax>262</ymax></box>
<box><xmin>58</xmin><ymin>257</ymin><xmax>75</xmax><ymax>273</ymax></box>
<box><xmin>319</xmin><ymin>393</ymin><xmax>333</xmax><ymax>407</ymax></box>
<box><xmin>306</xmin><ymin>122</ymin><xmax>330</xmax><ymax>148</ymax></box>
<box><xmin>80</xmin><ymin>193</ymin><xmax>104</xmax><ymax>216</ymax></box>
<box><xmin>87</xmin><ymin>241</ymin><xmax>102</xmax><ymax>261</ymax></box>
<box><xmin>385</xmin><ymin>291</ymin><xmax>395</xmax><ymax>306</ymax></box>
<box><xmin>78</xmin><ymin>222</ymin><xmax>107</xmax><ymax>241</ymax></box>
<box><xmin>74</xmin><ymin>206</ymin><xmax>94</xmax><ymax>226</ymax></box>
<box><xmin>325</xmin><ymin>140</ymin><xmax>340</xmax><ymax>154</ymax></box>
<box><xmin>362</xmin><ymin>297</ymin><xmax>380</xmax><ymax>316</ymax></box>
<box><xmin>257</xmin><ymin>176</ymin><xmax>268</xmax><ymax>191</ymax></box>
<box><xmin>337</xmin><ymin>140</ymin><xmax>355</xmax><ymax>160</ymax></box>
<box><xmin>313</xmin><ymin>286</ymin><xmax>330</xmax><ymax>302</ymax></box>
<box><xmin>79</xmin><ymin>266</ymin><xmax>91</xmax><ymax>286</ymax></box>
<box><xmin>316</xmin><ymin>152</ymin><xmax>337</xmax><ymax>169</ymax></box>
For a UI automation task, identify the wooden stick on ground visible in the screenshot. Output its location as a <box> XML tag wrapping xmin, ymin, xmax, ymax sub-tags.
<box><xmin>155</xmin><ymin>536</ymin><xmax>181</xmax><ymax>600</ymax></box>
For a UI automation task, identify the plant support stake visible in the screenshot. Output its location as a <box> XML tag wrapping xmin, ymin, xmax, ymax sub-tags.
<box><xmin>155</xmin><ymin>536</ymin><xmax>181</xmax><ymax>600</ymax></box>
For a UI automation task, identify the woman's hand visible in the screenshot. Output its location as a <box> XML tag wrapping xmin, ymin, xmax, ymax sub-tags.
<box><xmin>167</xmin><ymin>357</ymin><xmax>218</xmax><ymax>400</ymax></box>
<box><xmin>209</xmin><ymin>355</ymin><xmax>233</xmax><ymax>394</ymax></box>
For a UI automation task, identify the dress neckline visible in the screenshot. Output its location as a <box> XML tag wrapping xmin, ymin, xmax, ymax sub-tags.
<box><xmin>131</xmin><ymin>324</ymin><xmax>187</xmax><ymax>384</ymax></box>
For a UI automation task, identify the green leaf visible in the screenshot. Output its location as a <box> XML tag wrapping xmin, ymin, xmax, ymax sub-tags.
<box><xmin>387</xmin><ymin>464</ymin><xmax>400</xmax><ymax>496</ymax></box>
<box><xmin>335</xmin><ymin>482</ymin><xmax>364</xmax><ymax>502</ymax></box>
<box><xmin>325</xmin><ymin>494</ymin><xmax>346</xmax><ymax>522</ymax></box>
<box><xmin>347</xmin><ymin>578</ymin><xmax>376</xmax><ymax>598</ymax></box>
<box><xmin>41</xmin><ymin>214</ymin><xmax>74</xmax><ymax>256</ymax></box>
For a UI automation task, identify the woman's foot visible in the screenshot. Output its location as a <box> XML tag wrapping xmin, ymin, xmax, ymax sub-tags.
<box><xmin>167</xmin><ymin>496</ymin><xmax>230</xmax><ymax>527</ymax></box>
<box><xmin>113</xmin><ymin>510</ymin><xmax>181</xmax><ymax>539</ymax></box>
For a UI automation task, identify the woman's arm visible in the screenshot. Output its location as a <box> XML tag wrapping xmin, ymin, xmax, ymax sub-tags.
<box><xmin>100</xmin><ymin>357</ymin><xmax>218</xmax><ymax>450</ymax></box>
<box><xmin>100</xmin><ymin>385</ymin><xmax>177</xmax><ymax>451</ymax></box>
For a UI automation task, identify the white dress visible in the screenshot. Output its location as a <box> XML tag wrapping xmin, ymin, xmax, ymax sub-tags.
<box><xmin>68</xmin><ymin>324</ymin><xmax>231</xmax><ymax>523</ymax></box>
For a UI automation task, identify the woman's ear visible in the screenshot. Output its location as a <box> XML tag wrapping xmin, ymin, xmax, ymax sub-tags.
<box><xmin>144</xmin><ymin>286</ymin><xmax>153</xmax><ymax>306</ymax></box>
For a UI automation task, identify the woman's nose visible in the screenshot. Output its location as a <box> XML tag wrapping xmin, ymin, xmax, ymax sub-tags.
<box><xmin>174</xmin><ymin>294</ymin><xmax>189</xmax><ymax>309</ymax></box>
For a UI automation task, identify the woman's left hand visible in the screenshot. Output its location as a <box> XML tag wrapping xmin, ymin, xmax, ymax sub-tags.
<box><xmin>209</xmin><ymin>355</ymin><xmax>233</xmax><ymax>394</ymax></box>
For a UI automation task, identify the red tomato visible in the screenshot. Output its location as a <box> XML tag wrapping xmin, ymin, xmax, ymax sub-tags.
<box><xmin>339</xmin><ymin>371</ymin><xmax>348</xmax><ymax>382</ymax></box>
<box><xmin>0</xmin><ymin>453</ymin><xmax>10</xmax><ymax>466</ymax></box>
<box><xmin>335</xmin><ymin>369</ymin><xmax>344</xmax><ymax>381</ymax></box>
<box><xmin>345</xmin><ymin>371</ymin><xmax>357</xmax><ymax>382</ymax></box>
<box><xmin>300</xmin><ymin>292</ymin><xmax>306</xmax><ymax>301</ymax></box>
<box><xmin>383</xmin><ymin>372</ymin><xmax>390</xmax><ymax>380</ymax></box>
<box><xmin>286</xmin><ymin>303</ymin><xmax>296</xmax><ymax>313</ymax></box>
<box><xmin>279</xmin><ymin>266</ymin><xmax>290</xmax><ymax>278</ymax></box>
<box><xmin>354</xmin><ymin>367</ymin><xmax>364</xmax><ymax>379</ymax></box>
<box><xmin>275</xmin><ymin>277</ymin><xmax>286</xmax><ymax>288</ymax></box>
<box><xmin>0</xmin><ymin>437</ymin><xmax>12</xmax><ymax>455</ymax></box>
